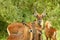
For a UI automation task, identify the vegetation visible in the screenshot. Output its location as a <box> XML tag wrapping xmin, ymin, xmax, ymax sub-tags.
<box><xmin>0</xmin><ymin>0</ymin><xmax>60</xmax><ymax>40</ymax></box>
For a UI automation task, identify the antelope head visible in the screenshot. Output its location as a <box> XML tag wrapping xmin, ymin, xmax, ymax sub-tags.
<box><xmin>45</xmin><ymin>21</ymin><xmax>52</xmax><ymax>29</ymax></box>
<box><xmin>34</xmin><ymin>10</ymin><xmax>46</xmax><ymax>26</ymax></box>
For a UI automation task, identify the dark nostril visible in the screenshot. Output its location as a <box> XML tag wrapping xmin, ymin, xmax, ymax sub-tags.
<box><xmin>39</xmin><ymin>20</ymin><xmax>41</xmax><ymax>22</ymax></box>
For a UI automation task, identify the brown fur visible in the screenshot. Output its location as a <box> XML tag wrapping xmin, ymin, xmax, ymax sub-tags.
<box><xmin>45</xmin><ymin>21</ymin><xmax>57</xmax><ymax>40</ymax></box>
<box><xmin>32</xmin><ymin>20</ymin><xmax>43</xmax><ymax>40</ymax></box>
<box><xmin>7</xmin><ymin>22</ymin><xmax>32</xmax><ymax>40</ymax></box>
<box><xmin>7</xmin><ymin>22</ymin><xmax>25</xmax><ymax>35</ymax></box>
<box><xmin>7</xmin><ymin>12</ymin><xmax>45</xmax><ymax>40</ymax></box>
<box><xmin>33</xmin><ymin>12</ymin><xmax>46</xmax><ymax>40</ymax></box>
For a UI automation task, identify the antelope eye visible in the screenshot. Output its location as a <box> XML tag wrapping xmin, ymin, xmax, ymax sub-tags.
<box><xmin>29</xmin><ymin>29</ymin><xmax>33</xmax><ymax>32</ymax></box>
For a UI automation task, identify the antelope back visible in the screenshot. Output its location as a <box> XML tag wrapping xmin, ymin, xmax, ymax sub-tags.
<box><xmin>7</xmin><ymin>22</ymin><xmax>34</xmax><ymax>40</ymax></box>
<box><xmin>7</xmin><ymin>22</ymin><xmax>25</xmax><ymax>35</ymax></box>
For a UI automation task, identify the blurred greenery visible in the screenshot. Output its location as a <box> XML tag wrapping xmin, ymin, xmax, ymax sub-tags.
<box><xmin>0</xmin><ymin>0</ymin><xmax>60</xmax><ymax>40</ymax></box>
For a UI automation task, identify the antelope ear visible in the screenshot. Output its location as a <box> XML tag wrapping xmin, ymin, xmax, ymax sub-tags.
<box><xmin>34</xmin><ymin>11</ymin><xmax>38</xmax><ymax>17</ymax></box>
<box><xmin>42</xmin><ymin>13</ymin><xmax>47</xmax><ymax>17</ymax></box>
<box><xmin>41</xmin><ymin>9</ymin><xmax>47</xmax><ymax>17</ymax></box>
<box><xmin>34</xmin><ymin>13</ymin><xmax>38</xmax><ymax>17</ymax></box>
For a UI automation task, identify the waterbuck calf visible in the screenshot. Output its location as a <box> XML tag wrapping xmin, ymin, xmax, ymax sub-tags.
<box><xmin>45</xmin><ymin>21</ymin><xmax>57</xmax><ymax>40</ymax></box>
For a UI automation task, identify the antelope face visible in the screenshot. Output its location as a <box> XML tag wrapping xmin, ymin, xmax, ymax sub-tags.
<box><xmin>35</xmin><ymin>13</ymin><xmax>46</xmax><ymax>26</ymax></box>
<box><xmin>38</xmin><ymin>20</ymin><xmax>42</xmax><ymax>26</ymax></box>
<box><xmin>33</xmin><ymin>10</ymin><xmax>46</xmax><ymax>29</ymax></box>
